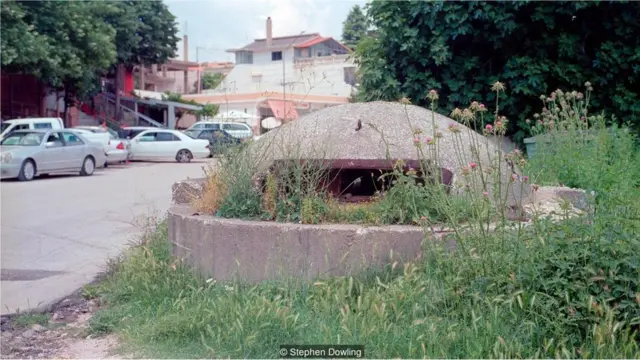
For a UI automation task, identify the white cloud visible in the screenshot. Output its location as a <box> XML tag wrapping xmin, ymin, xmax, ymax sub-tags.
<box><xmin>254</xmin><ymin>0</ymin><xmax>334</xmax><ymax>38</ymax></box>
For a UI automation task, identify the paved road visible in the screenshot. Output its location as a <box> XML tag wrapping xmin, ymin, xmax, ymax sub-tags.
<box><xmin>0</xmin><ymin>161</ymin><xmax>211</xmax><ymax>315</ymax></box>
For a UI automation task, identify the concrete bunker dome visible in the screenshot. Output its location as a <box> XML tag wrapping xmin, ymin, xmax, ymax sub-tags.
<box><xmin>250</xmin><ymin>101</ymin><xmax>530</xmax><ymax>203</ymax></box>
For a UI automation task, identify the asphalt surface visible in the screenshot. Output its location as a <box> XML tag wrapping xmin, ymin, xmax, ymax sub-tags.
<box><xmin>0</xmin><ymin>160</ymin><xmax>211</xmax><ymax>315</ymax></box>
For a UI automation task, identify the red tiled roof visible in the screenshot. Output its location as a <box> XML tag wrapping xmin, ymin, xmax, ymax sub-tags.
<box><xmin>229</xmin><ymin>33</ymin><xmax>321</xmax><ymax>53</ymax></box>
<box><xmin>294</xmin><ymin>37</ymin><xmax>351</xmax><ymax>52</ymax></box>
<box><xmin>294</xmin><ymin>36</ymin><xmax>328</xmax><ymax>48</ymax></box>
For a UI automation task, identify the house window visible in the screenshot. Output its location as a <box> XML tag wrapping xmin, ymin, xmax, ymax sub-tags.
<box><xmin>271</xmin><ymin>51</ymin><xmax>283</xmax><ymax>61</ymax></box>
<box><xmin>343</xmin><ymin>67</ymin><xmax>357</xmax><ymax>86</ymax></box>
<box><xmin>236</xmin><ymin>51</ymin><xmax>253</xmax><ymax>64</ymax></box>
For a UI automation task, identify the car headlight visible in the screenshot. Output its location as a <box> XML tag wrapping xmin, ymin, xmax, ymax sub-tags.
<box><xmin>1</xmin><ymin>152</ymin><xmax>12</xmax><ymax>164</ymax></box>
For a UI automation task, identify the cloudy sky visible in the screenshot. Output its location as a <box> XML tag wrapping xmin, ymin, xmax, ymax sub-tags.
<box><xmin>165</xmin><ymin>0</ymin><xmax>368</xmax><ymax>63</ymax></box>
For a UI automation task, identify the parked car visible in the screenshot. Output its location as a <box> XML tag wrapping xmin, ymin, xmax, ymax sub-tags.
<box><xmin>73</xmin><ymin>125</ymin><xmax>119</xmax><ymax>140</ymax></box>
<box><xmin>70</xmin><ymin>128</ymin><xmax>128</xmax><ymax>166</ymax></box>
<box><xmin>0</xmin><ymin>129</ymin><xmax>106</xmax><ymax>181</ymax></box>
<box><xmin>0</xmin><ymin>117</ymin><xmax>64</xmax><ymax>141</ymax></box>
<box><xmin>128</xmin><ymin>129</ymin><xmax>210</xmax><ymax>163</ymax></box>
<box><xmin>184</xmin><ymin>129</ymin><xmax>243</xmax><ymax>156</ymax></box>
<box><xmin>186</xmin><ymin>121</ymin><xmax>253</xmax><ymax>139</ymax></box>
<box><xmin>118</xmin><ymin>126</ymin><xmax>157</xmax><ymax>140</ymax></box>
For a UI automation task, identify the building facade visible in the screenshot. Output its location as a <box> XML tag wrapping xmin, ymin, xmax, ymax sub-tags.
<box><xmin>183</xmin><ymin>17</ymin><xmax>357</xmax><ymax>134</ymax></box>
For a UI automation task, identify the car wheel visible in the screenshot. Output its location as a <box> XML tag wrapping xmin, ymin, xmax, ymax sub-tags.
<box><xmin>80</xmin><ymin>156</ymin><xmax>95</xmax><ymax>176</ymax></box>
<box><xmin>104</xmin><ymin>161</ymin><xmax>109</xmax><ymax>168</ymax></box>
<box><xmin>18</xmin><ymin>159</ymin><xmax>36</xmax><ymax>181</ymax></box>
<box><xmin>176</xmin><ymin>149</ymin><xmax>193</xmax><ymax>163</ymax></box>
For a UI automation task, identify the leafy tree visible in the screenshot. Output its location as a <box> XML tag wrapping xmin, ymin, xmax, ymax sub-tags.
<box><xmin>199</xmin><ymin>103</ymin><xmax>219</xmax><ymax>118</ymax></box>
<box><xmin>200</xmin><ymin>72</ymin><xmax>225</xmax><ymax>90</ymax></box>
<box><xmin>1</xmin><ymin>1</ymin><xmax>118</xmax><ymax>120</ymax></box>
<box><xmin>104</xmin><ymin>1</ymin><xmax>179</xmax><ymax>68</ymax></box>
<box><xmin>355</xmin><ymin>1</ymin><xmax>640</xmax><ymax>141</ymax></box>
<box><xmin>0</xmin><ymin>0</ymin><xmax>180</xmax><ymax>124</ymax></box>
<box><xmin>341</xmin><ymin>5</ymin><xmax>369</xmax><ymax>50</ymax></box>
<box><xmin>0</xmin><ymin>1</ymin><xmax>50</xmax><ymax>74</ymax></box>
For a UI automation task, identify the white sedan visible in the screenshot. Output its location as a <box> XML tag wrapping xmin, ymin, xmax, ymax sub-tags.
<box><xmin>128</xmin><ymin>129</ymin><xmax>210</xmax><ymax>163</ymax></box>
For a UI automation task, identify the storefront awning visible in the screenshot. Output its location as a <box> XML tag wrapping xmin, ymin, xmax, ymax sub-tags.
<box><xmin>267</xmin><ymin>99</ymin><xmax>298</xmax><ymax>120</ymax></box>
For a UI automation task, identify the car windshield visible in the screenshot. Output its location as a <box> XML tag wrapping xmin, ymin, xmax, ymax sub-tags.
<box><xmin>0</xmin><ymin>132</ymin><xmax>45</xmax><ymax>146</ymax></box>
<box><xmin>1</xmin><ymin>122</ymin><xmax>12</xmax><ymax>133</ymax></box>
<box><xmin>106</xmin><ymin>128</ymin><xmax>119</xmax><ymax>139</ymax></box>
<box><xmin>184</xmin><ymin>130</ymin><xmax>200</xmax><ymax>139</ymax></box>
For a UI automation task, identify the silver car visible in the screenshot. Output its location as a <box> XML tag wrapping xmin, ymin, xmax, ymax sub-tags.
<box><xmin>0</xmin><ymin>129</ymin><xmax>107</xmax><ymax>181</ymax></box>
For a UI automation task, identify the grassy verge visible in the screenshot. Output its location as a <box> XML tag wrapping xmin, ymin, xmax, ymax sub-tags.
<box><xmin>11</xmin><ymin>313</ymin><xmax>49</xmax><ymax>328</ymax></box>
<box><xmin>86</xmin><ymin>212</ymin><xmax>639</xmax><ymax>358</ymax></box>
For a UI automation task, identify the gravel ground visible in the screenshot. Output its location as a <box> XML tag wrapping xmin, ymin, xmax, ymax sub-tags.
<box><xmin>1</xmin><ymin>289</ymin><xmax>128</xmax><ymax>359</ymax></box>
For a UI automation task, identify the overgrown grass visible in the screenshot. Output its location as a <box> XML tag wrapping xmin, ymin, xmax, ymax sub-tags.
<box><xmin>88</xmin><ymin>207</ymin><xmax>639</xmax><ymax>358</ymax></box>
<box><xmin>11</xmin><ymin>313</ymin><xmax>49</xmax><ymax>328</ymax></box>
<box><xmin>88</xmin><ymin>85</ymin><xmax>639</xmax><ymax>358</ymax></box>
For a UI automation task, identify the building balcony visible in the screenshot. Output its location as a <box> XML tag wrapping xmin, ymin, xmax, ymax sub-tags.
<box><xmin>293</xmin><ymin>54</ymin><xmax>353</xmax><ymax>68</ymax></box>
<box><xmin>145</xmin><ymin>72</ymin><xmax>176</xmax><ymax>85</ymax></box>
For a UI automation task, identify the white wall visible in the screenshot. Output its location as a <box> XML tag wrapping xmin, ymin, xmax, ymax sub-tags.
<box><xmin>216</xmin><ymin>51</ymin><xmax>355</xmax><ymax>98</ymax></box>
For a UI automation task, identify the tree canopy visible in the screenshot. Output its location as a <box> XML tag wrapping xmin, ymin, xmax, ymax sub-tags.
<box><xmin>354</xmin><ymin>0</ymin><xmax>640</xmax><ymax>141</ymax></box>
<box><xmin>2</xmin><ymin>1</ymin><xmax>116</xmax><ymax>89</ymax></box>
<box><xmin>341</xmin><ymin>5</ymin><xmax>370</xmax><ymax>50</ymax></box>
<box><xmin>200</xmin><ymin>72</ymin><xmax>225</xmax><ymax>91</ymax></box>
<box><xmin>0</xmin><ymin>0</ymin><xmax>179</xmax><ymax>103</ymax></box>
<box><xmin>103</xmin><ymin>0</ymin><xmax>179</xmax><ymax>68</ymax></box>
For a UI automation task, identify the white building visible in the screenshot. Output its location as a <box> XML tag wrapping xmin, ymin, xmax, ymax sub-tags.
<box><xmin>183</xmin><ymin>17</ymin><xmax>358</xmax><ymax>134</ymax></box>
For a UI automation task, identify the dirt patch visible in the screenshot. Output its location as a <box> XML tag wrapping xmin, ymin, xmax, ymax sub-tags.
<box><xmin>0</xmin><ymin>290</ymin><xmax>127</xmax><ymax>359</ymax></box>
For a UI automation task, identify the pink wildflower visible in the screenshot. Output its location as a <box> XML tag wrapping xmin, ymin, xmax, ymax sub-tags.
<box><xmin>425</xmin><ymin>136</ymin><xmax>434</xmax><ymax>145</ymax></box>
<box><xmin>469</xmin><ymin>162</ymin><xmax>477</xmax><ymax>169</ymax></box>
<box><xmin>485</xmin><ymin>124</ymin><xmax>493</xmax><ymax>131</ymax></box>
<box><xmin>511</xmin><ymin>173</ymin><xmax>518</xmax><ymax>182</ymax></box>
<box><xmin>522</xmin><ymin>175</ymin><xmax>529</xmax><ymax>183</ymax></box>
<box><xmin>483</xmin><ymin>191</ymin><xmax>489</xmax><ymax>198</ymax></box>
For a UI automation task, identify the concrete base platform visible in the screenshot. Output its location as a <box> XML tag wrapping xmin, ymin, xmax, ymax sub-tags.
<box><xmin>168</xmin><ymin>178</ymin><xmax>589</xmax><ymax>283</ymax></box>
<box><xmin>168</xmin><ymin>205</ymin><xmax>448</xmax><ymax>283</ymax></box>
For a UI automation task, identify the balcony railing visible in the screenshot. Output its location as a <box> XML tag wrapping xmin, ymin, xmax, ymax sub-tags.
<box><xmin>293</xmin><ymin>54</ymin><xmax>353</xmax><ymax>68</ymax></box>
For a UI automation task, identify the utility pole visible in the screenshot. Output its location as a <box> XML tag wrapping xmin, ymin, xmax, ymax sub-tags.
<box><xmin>196</xmin><ymin>47</ymin><xmax>201</xmax><ymax>94</ymax></box>
<box><xmin>282</xmin><ymin>31</ymin><xmax>305</xmax><ymax>119</ymax></box>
